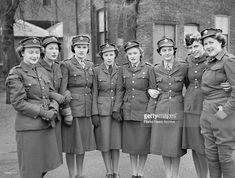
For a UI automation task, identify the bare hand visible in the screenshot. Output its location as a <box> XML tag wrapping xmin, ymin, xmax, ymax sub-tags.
<box><xmin>148</xmin><ymin>89</ymin><xmax>160</xmax><ymax>99</ymax></box>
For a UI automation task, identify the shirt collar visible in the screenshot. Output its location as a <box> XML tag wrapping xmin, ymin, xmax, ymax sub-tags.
<box><xmin>215</xmin><ymin>49</ymin><xmax>226</xmax><ymax>61</ymax></box>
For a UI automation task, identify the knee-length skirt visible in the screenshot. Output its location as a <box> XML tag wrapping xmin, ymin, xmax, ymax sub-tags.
<box><xmin>150</xmin><ymin>119</ymin><xmax>186</xmax><ymax>157</ymax></box>
<box><xmin>94</xmin><ymin>116</ymin><xmax>122</xmax><ymax>151</ymax></box>
<box><xmin>62</xmin><ymin>116</ymin><xmax>96</xmax><ymax>154</ymax></box>
<box><xmin>16</xmin><ymin>128</ymin><xmax>61</xmax><ymax>178</ymax></box>
<box><xmin>122</xmin><ymin>120</ymin><xmax>151</xmax><ymax>155</ymax></box>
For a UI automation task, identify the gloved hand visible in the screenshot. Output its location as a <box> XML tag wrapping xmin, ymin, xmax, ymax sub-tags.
<box><xmin>92</xmin><ymin>115</ymin><xmax>100</xmax><ymax>128</ymax></box>
<box><xmin>63</xmin><ymin>90</ymin><xmax>72</xmax><ymax>104</ymax></box>
<box><xmin>39</xmin><ymin>108</ymin><xmax>57</xmax><ymax>121</ymax></box>
<box><xmin>61</xmin><ymin>107</ymin><xmax>73</xmax><ymax>126</ymax></box>
<box><xmin>112</xmin><ymin>111</ymin><xmax>122</xmax><ymax>122</ymax></box>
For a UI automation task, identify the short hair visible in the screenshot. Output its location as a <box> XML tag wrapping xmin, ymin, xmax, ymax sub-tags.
<box><xmin>125</xmin><ymin>46</ymin><xmax>144</xmax><ymax>60</ymax></box>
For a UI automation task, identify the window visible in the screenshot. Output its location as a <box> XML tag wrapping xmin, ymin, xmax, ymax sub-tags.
<box><xmin>153</xmin><ymin>24</ymin><xmax>176</xmax><ymax>65</ymax></box>
<box><xmin>184</xmin><ymin>24</ymin><xmax>199</xmax><ymax>37</ymax></box>
<box><xmin>43</xmin><ymin>0</ymin><xmax>51</xmax><ymax>6</ymax></box>
<box><xmin>215</xmin><ymin>15</ymin><xmax>230</xmax><ymax>50</ymax></box>
<box><xmin>97</xmin><ymin>9</ymin><xmax>108</xmax><ymax>49</ymax></box>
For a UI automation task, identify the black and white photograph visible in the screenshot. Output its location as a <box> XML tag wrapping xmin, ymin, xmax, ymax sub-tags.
<box><xmin>1</xmin><ymin>0</ymin><xmax>235</xmax><ymax>178</ymax></box>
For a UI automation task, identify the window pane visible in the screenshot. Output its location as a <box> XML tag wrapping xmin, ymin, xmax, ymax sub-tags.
<box><xmin>215</xmin><ymin>16</ymin><xmax>228</xmax><ymax>34</ymax></box>
<box><xmin>98</xmin><ymin>10</ymin><xmax>104</xmax><ymax>32</ymax></box>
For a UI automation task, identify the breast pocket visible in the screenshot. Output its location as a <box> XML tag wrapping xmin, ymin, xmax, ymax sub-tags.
<box><xmin>69</xmin><ymin>73</ymin><xmax>81</xmax><ymax>84</ymax></box>
<box><xmin>174</xmin><ymin>76</ymin><xmax>184</xmax><ymax>82</ymax></box>
<box><xmin>210</xmin><ymin>64</ymin><xmax>227</xmax><ymax>83</ymax></box>
<box><xmin>123</xmin><ymin>74</ymin><xmax>131</xmax><ymax>84</ymax></box>
<box><xmin>98</xmin><ymin>77</ymin><xmax>107</xmax><ymax>89</ymax></box>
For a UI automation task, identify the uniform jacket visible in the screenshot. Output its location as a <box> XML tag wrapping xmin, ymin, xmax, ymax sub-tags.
<box><xmin>184</xmin><ymin>53</ymin><xmax>208</xmax><ymax>115</ymax></box>
<box><xmin>153</xmin><ymin>60</ymin><xmax>188</xmax><ymax>120</ymax></box>
<box><xmin>60</xmin><ymin>56</ymin><xmax>94</xmax><ymax>117</ymax></box>
<box><xmin>6</xmin><ymin>61</ymin><xmax>56</xmax><ymax>131</ymax></box>
<box><xmin>201</xmin><ymin>50</ymin><xmax>235</xmax><ymax>115</ymax></box>
<box><xmin>92</xmin><ymin>63</ymin><xmax>119</xmax><ymax>116</ymax></box>
<box><xmin>37</xmin><ymin>58</ymin><xmax>63</xmax><ymax>120</ymax></box>
<box><xmin>113</xmin><ymin>61</ymin><xmax>156</xmax><ymax>121</ymax></box>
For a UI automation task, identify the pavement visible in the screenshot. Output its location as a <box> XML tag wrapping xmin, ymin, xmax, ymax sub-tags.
<box><xmin>0</xmin><ymin>92</ymin><xmax>198</xmax><ymax>178</ymax></box>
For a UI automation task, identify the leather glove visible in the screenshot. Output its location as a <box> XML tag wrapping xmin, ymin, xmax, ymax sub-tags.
<box><xmin>49</xmin><ymin>92</ymin><xmax>65</xmax><ymax>104</ymax></box>
<box><xmin>63</xmin><ymin>90</ymin><xmax>72</xmax><ymax>104</ymax></box>
<box><xmin>92</xmin><ymin>115</ymin><xmax>100</xmax><ymax>128</ymax></box>
<box><xmin>39</xmin><ymin>108</ymin><xmax>57</xmax><ymax>121</ymax></box>
<box><xmin>112</xmin><ymin>111</ymin><xmax>122</xmax><ymax>122</ymax></box>
<box><xmin>61</xmin><ymin>107</ymin><xmax>73</xmax><ymax>126</ymax></box>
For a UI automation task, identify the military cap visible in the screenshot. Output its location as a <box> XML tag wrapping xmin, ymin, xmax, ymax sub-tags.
<box><xmin>17</xmin><ymin>37</ymin><xmax>42</xmax><ymax>57</ymax></box>
<box><xmin>200</xmin><ymin>28</ymin><xmax>223</xmax><ymax>40</ymax></box>
<box><xmin>157</xmin><ymin>37</ymin><xmax>176</xmax><ymax>53</ymax></box>
<box><xmin>124</xmin><ymin>41</ymin><xmax>140</xmax><ymax>52</ymax></box>
<box><xmin>19</xmin><ymin>37</ymin><xmax>42</xmax><ymax>48</ymax></box>
<box><xmin>185</xmin><ymin>32</ymin><xmax>201</xmax><ymax>47</ymax></box>
<box><xmin>42</xmin><ymin>36</ymin><xmax>61</xmax><ymax>47</ymax></box>
<box><xmin>99</xmin><ymin>43</ymin><xmax>118</xmax><ymax>58</ymax></box>
<box><xmin>72</xmin><ymin>35</ymin><xmax>90</xmax><ymax>46</ymax></box>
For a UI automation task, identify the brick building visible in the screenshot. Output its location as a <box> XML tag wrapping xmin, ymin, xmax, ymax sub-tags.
<box><xmin>15</xmin><ymin>0</ymin><xmax>235</xmax><ymax>64</ymax></box>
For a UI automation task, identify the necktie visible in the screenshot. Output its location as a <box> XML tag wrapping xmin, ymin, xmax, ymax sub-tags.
<box><xmin>165</xmin><ymin>63</ymin><xmax>171</xmax><ymax>71</ymax></box>
<box><xmin>108</xmin><ymin>65</ymin><xmax>113</xmax><ymax>74</ymax></box>
<box><xmin>133</xmin><ymin>64</ymin><xmax>136</xmax><ymax>69</ymax></box>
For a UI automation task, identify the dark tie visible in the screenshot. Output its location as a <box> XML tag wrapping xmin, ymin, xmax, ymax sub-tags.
<box><xmin>108</xmin><ymin>65</ymin><xmax>113</xmax><ymax>74</ymax></box>
<box><xmin>165</xmin><ymin>64</ymin><xmax>171</xmax><ymax>71</ymax></box>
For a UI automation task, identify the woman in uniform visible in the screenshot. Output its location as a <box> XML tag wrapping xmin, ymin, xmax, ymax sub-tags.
<box><xmin>92</xmin><ymin>43</ymin><xmax>122</xmax><ymax>178</ymax></box>
<box><xmin>60</xmin><ymin>35</ymin><xmax>96</xmax><ymax>178</ymax></box>
<box><xmin>6</xmin><ymin>37</ymin><xmax>61</xmax><ymax>178</ymax></box>
<box><xmin>37</xmin><ymin>35</ymin><xmax>72</xmax><ymax>164</ymax></box>
<box><xmin>113</xmin><ymin>41</ymin><xmax>156</xmax><ymax>178</ymax></box>
<box><xmin>200</xmin><ymin>28</ymin><xmax>235</xmax><ymax>178</ymax></box>
<box><xmin>182</xmin><ymin>32</ymin><xmax>209</xmax><ymax>178</ymax></box>
<box><xmin>149</xmin><ymin>38</ymin><xmax>187</xmax><ymax>178</ymax></box>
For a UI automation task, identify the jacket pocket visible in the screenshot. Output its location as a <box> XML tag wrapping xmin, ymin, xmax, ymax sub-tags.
<box><xmin>174</xmin><ymin>76</ymin><xmax>184</xmax><ymax>82</ymax></box>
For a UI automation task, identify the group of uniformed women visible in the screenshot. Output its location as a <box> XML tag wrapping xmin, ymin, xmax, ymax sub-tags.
<box><xmin>6</xmin><ymin>27</ymin><xmax>235</xmax><ymax>178</ymax></box>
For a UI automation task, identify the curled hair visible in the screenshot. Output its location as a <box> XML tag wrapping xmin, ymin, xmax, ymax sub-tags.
<box><xmin>71</xmin><ymin>44</ymin><xmax>89</xmax><ymax>54</ymax></box>
<box><xmin>185</xmin><ymin>31</ymin><xmax>202</xmax><ymax>47</ymax></box>
<box><xmin>158</xmin><ymin>46</ymin><xmax>177</xmax><ymax>56</ymax></box>
<box><xmin>214</xmin><ymin>33</ymin><xmax>227</xmax><ymax>48</ymax></box>
<box><xmin>41</xmin><ymin>43</ymin><xmax>60</xmax><ymax>58</ymax></box>
<box><xmin>16</xmin><ymin>46</ymin><xmax>44</xmax><ymax>58</ymax></box>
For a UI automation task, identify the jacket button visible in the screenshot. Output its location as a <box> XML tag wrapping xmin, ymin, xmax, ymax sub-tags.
<box><xmin>42</xmin><ymin>96</ymin><xmax>46</xmax><ymax>99</ymax></box>
<box><xmin>132</xmin><ymin>95</ymin><xmax>135</xmax><ymax>98</ymax></box>
<box><xmin>195</xmin><ymin>78</ymin><xmax>197</xmax><ymax>81</ymax></box>
<box><xmin>169</xmin><ymin>97</ymin><xmax>172</xmax><ymax>99</ymax></box>
<box><xmin>132</xmin><ymin>81</ymin><xmax>134</xmax><ymax>83</ymax></box>
<box><xmin>195</xmin><ymin>71</ymin><xmax>198</xmax><ymax>73</ymax></box>
<box><xmin>169</xmin><ymin>83</ymin><xmax>171</xmax><ymax>85</ymax></box>
<box><xmin>132</xmin><ymin>88</ymin><xmax>134</xmax><ymax>91</ymax></box>
<box><xmin>196</xmin><ymin>63</ymin><xmax>198</xmax><ymax>66</ymax></box>
<box><xmin>195</xmin><ymin>86</ymin><xmax>198</xmax><ymax>88</ymax></box>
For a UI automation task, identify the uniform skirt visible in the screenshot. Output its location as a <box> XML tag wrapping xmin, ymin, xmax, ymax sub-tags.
<box><xmin>94</xmin><ymin>116</ymin><xmax>122</xmax><ymax>151</ymax></box>
<box><xmin>16</xmin><ymin>128</ymin><xmax>61</xmax><ymax>178</ymax></box>
<box><xmin>55</xmin><ymin>120</ymin><xmax>63</xmax><ymax>162</ymax></box>
<box><xmin>150</xmin><ymin>119</ymin><xmax>186</xmax><ymax>157</ymax></box>
<box><xmin>182</xmin><ymin>113</ymin><xmax>205</xmax><ymax>154</ymax></box>
<box><xmin>62</xmin><ymin>117</ymin><xmax>96</xmax><ymax>154</ymax></box>
<box><xmin>122</xmin><ymin>120</ymin><xmax>151</xmax><ymax>155</ymax></box>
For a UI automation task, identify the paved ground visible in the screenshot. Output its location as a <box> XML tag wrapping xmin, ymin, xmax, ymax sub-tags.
<box><xmin>0</xmin><ymin>92</ymin><xmax>198</xmax><ymax>178</ymax></box>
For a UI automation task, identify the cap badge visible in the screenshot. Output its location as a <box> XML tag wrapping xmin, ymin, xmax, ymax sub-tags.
<box><xmin>164</xmin><ymin>39</ymin><xmax>168</xmax><ymax>42</ymax></box>
<box><xmin>33</xmin><ymin>39</ymin><xmax>37</xmax><ymax>43</ymax></box>
<box><xmin>204</xmin><ymin>30</ymin><xmax>208</xmax><ymax>35</ymax></box>
<box><xmin>79</xmin><ymin>36</ymin><xmax>83</xmax><ymax>40</ymax></box>
<box><xmin>106</xmin><ymin>44</ymin><xmax>109</xmax><ymax>47</ymax></box>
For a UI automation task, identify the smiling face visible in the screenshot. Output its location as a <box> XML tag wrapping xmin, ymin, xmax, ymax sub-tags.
<box><xmin>159</xmin><ymin>46</ymin><xmax>174</xmax><ymax>62</ymax></box>
<box><xmin>187</xmin><ymin>41</ymin><xmax>205</xmax><ymax>58</ymax></box>
<box><xmin>102</xmin><ymin>51</ymin><xmax>115</xmax><ymax>66</ymax></box>
<box><xmin>74</xmin><ymin>44</ymin><xmax>89</xmax><ymax>59</ymax></box>
<box><xmin>203</xmin><ymin>37</ymin><xmax>222</xmax><ymax>57</ymax></box>
<box><xmin>22</xmin><ymin>47</ymin><xmax>41</xmax><ymax>65</ymax></box>
<box><xmin>126</xmin><ymin>47</ymin><xmax>141</xmax><ymax>65</ymax></box>
<box><xmin>44</xmin><ymin>43</ymin><xmax>59</xmax><ymax>62</ymax></box>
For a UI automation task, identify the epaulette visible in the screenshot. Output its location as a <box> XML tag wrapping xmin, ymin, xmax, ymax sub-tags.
<box><xmin>9</xmin><ymin>65</ymin><xmax>20</xmax><ymax>74</ymax></box>
<box><xmin>122</xmin><ymin>61</ymin><xmax>129</xmax><ymax>65</ymax></box>
<box><xmin>154</xmin><ymin>63</ymin><xmax>160</xmax><ymax>66</ymax></box>
<box><xmin>225</xmin><ymin>53</ymin><xmax>235</xmax><ymax>59</ymax></box>
<box><xmin>145</xmin><ymin>61</ymin><xmax>153</xmax><ymax>67</ymax></box>
<box><xmin>178</xmin><ymin>60</ymin><xmax>187</xmax><ymax>64</ymax></box>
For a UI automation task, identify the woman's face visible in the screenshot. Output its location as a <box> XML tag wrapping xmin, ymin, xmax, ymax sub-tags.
<box><xmin>44</xmin><ymin>43</ymin><xmax>59</xmax><ymax>61</ymax></box>
<box><xmin>160</xmin><ymin>46</ymin><xmax>174</xmax><ymax>62</ymax></box>
<box><xmin>74</xmin><ymin>44</ymin><xmax>89</xmax><ymax>59</ymax></box>
<box><xmin>203</xmin><ymin>37</ymin><xmax>222</xmax><ymax>57</ymax></box>
<box><xmin>22</xmin><ymin>47</ymin><xmax>41</xmax><ymax>65</ymax></box>
<box><xmin>187</xmin><ymin>41</ymin><xmax>205</xmax><ymax>58</ymax></box>
<box><xmin>103</xmin><ymin>51</ymin><xmax>115</xmax><ymax>66</ymax></box>
<box><xmin>126</xmin><ymin>47</ymin><xmax>141</xmax><ymax>65</ymax></box>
